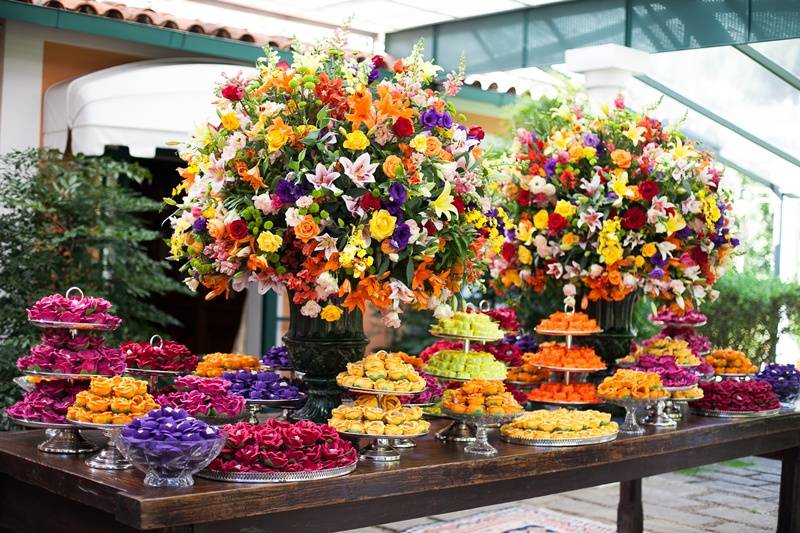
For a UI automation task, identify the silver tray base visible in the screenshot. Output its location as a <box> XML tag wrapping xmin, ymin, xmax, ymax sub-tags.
<box><xmin>690</xmin><ymin>407</ymin><xmax>781</xmax><ymax>418</ymax></box>
<box><xmin>500</xmin><ymin>432</ymin><xmax>618</xmax><ymax>447</ymax></box>
<box><xmin>198</xmin><ymin>461</ymin><xmax>357</xmax><ymax>483</ymax></box>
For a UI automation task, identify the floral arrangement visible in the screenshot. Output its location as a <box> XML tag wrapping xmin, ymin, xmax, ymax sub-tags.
<box><xmin>27</xmin><ymin>293</ymin><xmax>122</xmax><ymax>328</ymax></box>
<box><xmin>630</xmin><ymin>355</ymin><xmax>699</xmax><ymax>388</ymax></box>
<box><xmin>694</xmin><ymin>380</ymin><xmax>779</xmax><ymax>412</ymax></box>
<box><xmin>6</xmin><ymin>380</ymin><xmax>88</xmax><ymax>423</ymax></box>
<box><xmin>194</xmin><ymin>353</ymin><xmax>261</xmax><ymax>377</ymax></box>
<box><xmin>17</xmin><ymin>343</ymin><xmax>125</xmax><ymax>376</ymax></box>
<box><xmin>649</xmin><ymin>308</ymin><xmax>707</xmax><ymax>325</ymax></box>
<box><xmin>208</xmin><ymin>419</ymin><xmax>357</xmax><ymax>473</ymax></box>
<box><xmin>757</xmin><ymin>364</ymin><xmax>800</xmax><ymax>403</ymax></box>
<box><xmin>157</xmin><ymin>375</ymin><xmax>245</xmax><ymax>418</ymax></box>
<box><xmin>122</xmin><ymin>339</ymin><xmax>198</xmax><ymax>372</ymax></box>
<box><xmin>491</xmin><ymin>94</ymin><xmax>737</xmax><ymax>310</ymax></box>
<box><xmin>67</xmin><ymin>376</ymin><xmax>158</xmax><ymax>425</ymax></box>
<box><xmin>166</xmin><ymin>33</ymin><xmax>496</xmax><ymax>328</ymax></box>
<box><xmin>222</xmin><ymin>370</ymin><xmax>303</xmax><ymax>401</ymax></box>
<box><xmin>261</xmin><ymin>345</ymin><xmax>292</xmax><ymax>369</ymax></box>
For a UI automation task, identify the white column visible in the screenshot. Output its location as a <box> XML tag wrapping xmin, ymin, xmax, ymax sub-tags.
<box><xmin>0</xmin><ymin>21</ymin><xmax>44</xmax><ymax>153</ymax></box>
<box><xmin>564</xmin><ymin>44</ymin><xmax>649</xmax><ymax>104</ymax></box>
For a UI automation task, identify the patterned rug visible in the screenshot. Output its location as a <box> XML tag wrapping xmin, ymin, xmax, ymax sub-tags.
<box><xmin>401</xmin><ymin>505</ymin><xmax>616</xmax><ymax>533</ymax></box>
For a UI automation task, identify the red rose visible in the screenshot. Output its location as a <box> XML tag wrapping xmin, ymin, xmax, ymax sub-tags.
<box><xmin>371</xmin><ymin>55</ymin><xmax>386</xmax><ymax>69</ymax></box>
<box><xmin>547</xmin><ymin>213</ymin><xmax>568</xmax><ymax>233</ymax></box>
<box><xmin>261</xmin><ymin>451</ymin><xmax>288</xmax><ymax>469</ymax></box>
<box><xmin>221</xmin><ymin>83</ymin><xmax>244</xmax><ymax>101</ymax></box>
<box><xmin>318</xmin><ymin>424</ymin><xmax>338</xmax><ymax>441</ymax></box>
<box><xmin>501</xmin><ymin>242</ymin><xmax>516</xmax><ymax>262</ymax></box>
<box><xmin>253</xmin><ymin>426</ymin><xmax>283</xmax><ymax>448</ymax></box>
<box><xmin>293</xmin><ymin>420</ymin><xmax>323</xmax><ymax>446</ymax></box>
<box><xmin>228</xmin><ymin>219</ymin><xmax>249</xmax><ymax>240</ymax></box>
<box><xmin>233</xmin><ymin>443</ymin><xmax>260</xmax><ymax>465</ymax></box>
<box><xmin>424</xmin><ymin>221</ymin><xmax>438</xmax><ymax>235</ymax></box>
<box><xmin>224</xmin><ymin>423</ymin><xmax>255</xmax><ymax>449</ymax></box>
<box><xmin>517</xmin><ymin>189</ymin><xmax>531</xmax><ymax>207</ymax></box>
<box><xmin>638</xmin><ymin>180</ymin><xmax>659</xmax><ymax>201</ymax></box>
<box><xmin>453</xmin><ymin>196</ymin><xmax>465</xmax><ymax>213</ymax></box>
<box><xmin>359</xmin><ymin>192</ymin><xmax>382</xmax><ymax>211</ymax></box>
<box><xmin>468</xmin><ymin>126</ymin><xmax>485</xmax><ymax>140</ymax></box>
<box><xmin>304</xmin><ymin>443</ymin><xmax>323</xmax><ymax>464</ymax></box>
<box><xmin>392</xmin><ymin>116</ymin><xmax>414</xmax><ymax>138</ymax></box>
<box><xmin>621</xmin><ymin>206</ymin><xmax>646</xmax><ymax>230</ymax></box>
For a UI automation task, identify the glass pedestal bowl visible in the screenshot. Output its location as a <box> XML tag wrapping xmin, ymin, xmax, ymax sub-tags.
<box><xmin>117</xmin><ymin>435</ymin><xmax>225</xmax><ymax>487</ymax></box>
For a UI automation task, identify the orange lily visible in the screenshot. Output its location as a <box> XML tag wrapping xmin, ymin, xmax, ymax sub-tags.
<box><xmin>345</xmin><ymin>90</ymin><xmax>376</xmax><ymax>131</ymax></box>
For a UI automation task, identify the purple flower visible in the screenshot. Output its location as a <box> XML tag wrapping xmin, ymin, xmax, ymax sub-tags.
<box><xmin>649</xmin><ymin>267</ymin><xmax>665</xmax><ymax>279</ymax></box>
<box><xmin>389</xmin><ymin>182</ymin><xmax>407</xmax><ymax>205</ymax></box>
<box><xmin>193</xmin><ymin>217</ymin><xmax>207</xmax><ymax>233</ymax></box>
<box><xmin>367</xmin><ymin>67</ymin><xmax>380</xmax><ymax>83</ymax></box>
<box><xmin>650</xmin><ymin>254</ymin><xmax>667</xmax><ymax>267</ymax></box>
<box><xmin>438</xmin><ymin>111</ymin><xmax>453</xmax><ymax>129</ymax></box>
<box><xmin>420</xmin><ymin>109</ymin><xmax>441</xmax><ymax>130</ymax></box>
<box><xmin>675</xmin><ymin>226</ymin><xmax>692</xmax><ymax>239</ymax></box>
<box><xmin>583</xmin><ymin>133</ymin><xmax>600</xmax><ymax>147</ymax></box>
<box><xmin>390</xmin><ymin>223</ymin><xmax>411</xmax><ymax>251</ymax></box>
<box><xmin>274</xmin><ymin>178</ymin><xmax>306</xmax><ymax>203</ymax></box>
<box><xmin>544</xmin><ymin>158</ymin><xmax>557</xmax><ymax>176</ymax></box>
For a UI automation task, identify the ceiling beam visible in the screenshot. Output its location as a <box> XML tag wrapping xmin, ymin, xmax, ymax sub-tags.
<box><xmin>734</xmin><ymin>44</ymin><xmax>800</xmax><ymax>93</ymax></box>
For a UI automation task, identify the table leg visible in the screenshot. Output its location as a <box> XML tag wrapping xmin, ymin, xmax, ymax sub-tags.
<box><xmin>778</xmin><ymin>447</ymin><xmax>800</xmax><ymax>533</ymax></box>
<box><xmin>618</xmin><ymin>479</ymin><xmax>643</xmax><ymax>533</ymax></box>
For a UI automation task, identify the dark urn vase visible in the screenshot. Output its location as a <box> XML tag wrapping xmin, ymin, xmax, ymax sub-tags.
<box><xmin>586</xmin><ymin>291</ymin><xmax>640</xmax><ymax>367</ymax></box>
<box><xmin>282</xmin><ymin>296</ymin><xmax>368</xmax><ymax>423</ymax></box>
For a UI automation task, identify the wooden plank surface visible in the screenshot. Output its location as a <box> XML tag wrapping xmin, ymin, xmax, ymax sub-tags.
<box><xmin>0</xmin><ymin>412</ymin><xmax>798</xmax><ymax>530</ymax></box>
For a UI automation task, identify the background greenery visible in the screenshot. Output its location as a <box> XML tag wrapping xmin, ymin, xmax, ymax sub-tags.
<box><xmin>0</xmin><ymin>149</ymin><xmax>184</xmax><ymax>428</ymax></box>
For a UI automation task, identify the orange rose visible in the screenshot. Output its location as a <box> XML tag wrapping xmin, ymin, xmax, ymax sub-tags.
<box><xmin>611</xmin><ymin>149</ymin><xmax>632</xmax><ymax>169</ymax></box>
<box><xmin>86</xmin><ymin>397</ymin><xmax>111</xmax><ymax>413</ymax></box>
<box><xmin>207</xmin><ymin>219</ymin><xmax>227</xmax><ymax>239</ymax></box>
<box><xmin>112</xmin><ymin>413</ymin><xmax>133</xmax><ymax>425</ymax></box>
<box><xmin>382</xmin><ymin>155</ymin><xmax>403</xmax><ymax>179</ymax></box>
<box><xmin>113</xmin><ymin>379</ymin><xmax>139</xmax><ymax>399</ymax></box>
<box><xmin>110</xmin><ymin>397</ymin><xmax>132</xmax><ymax>413</ymax></box>
<box><xmin>129</xmin><ymin>396</ymin><xmax>148</xmax><ymax>415</ymax></box>
<box><xmin>73</xmin><ymin>390</ymin><xmax>90</xmax><ymax>407</ymax></box>
<box><xmin>91</xmin><ymin>412</ymin><xmax>113</xmax><ymax>424</ymax></box>
<box><xmin>424</xmin><ymin>136</ymin><xmax>442</xmax><ymax>156</ymax></box>
<box><xmin>134</xmin><ymin>380</ymin><xmax>148</xmax><ymax>396</ymax></box>
<box><xmin>294</xmin><ymin>215</ymin><xmax>319</xmax><ymax>243</ymax></box>
<box><xmin>90</xmin><ymin>378</ymin><xmax>113</xmax><ymax>397</ymax></box>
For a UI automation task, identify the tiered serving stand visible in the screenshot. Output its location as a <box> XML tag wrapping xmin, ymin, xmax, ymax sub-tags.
<box><xmin>427</xmin><ymin>329</ymin><xmax>506</xmax><ymax>443</ymax></box>
<box><xmin>337</xmin><ymin>384</ymin><xmax>429</xmax><ymax>463</ymax></box>
<box><xmin>641</xmin><ymin>385</ymin><xmax>695</xmax><ymax>428</ymax></box>
<box><xmin>244</xmin><ymin>395</ymin><xmax>307</xmax><ymax>424</ymax></box>
<box><xmin>12</xmin><ymin>287</ymin><xmax>121</xmax><ymax>455</ymax></box>
<box><xmin>602</xmin><ymin>396</ymin><xmax>664</xmax><ymax>435</ymax></box>
<box><xmin>125</xmin><ymin>335</ymin><xmax>188</xmax><ymax>393</ymax></box>
<box><xmin>71</xmin><ymin>420</ymin><xmax>132</xmax><ymax>470</ymax></box>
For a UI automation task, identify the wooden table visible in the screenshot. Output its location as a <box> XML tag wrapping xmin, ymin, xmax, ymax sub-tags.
<box><xmin>1</xmin><ymin>413</ymin><xmax>799</xmax><ymax>533</ymax></box>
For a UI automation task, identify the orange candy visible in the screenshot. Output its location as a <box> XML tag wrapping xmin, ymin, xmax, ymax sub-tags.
<box><xmin>195</xmin><ymin>353</ymin><xmax>261</xmax><ymax>377</ymax></box>
<box><xmin>442</xmin><ymin>380</ymin><xmax>522</xmax><ymax>416</ymax></box>
<box><xmin>597</xmin><ymin>369</ymin><xmax>668</xmax><ymax>400</ymax></box>
<box><xmin>705</xmin><ymin>349</ymin><xmax>757</xmax><ymax>375</ymax></box>
<box><xmin>525</xmin><ymin>343</ymin><xmax>606</xmax><ymax>370</ymax></box>
<box><xmin>536</xmin><ymin>311</ymin><xmax>599</xmax><ymax>333</ymax></box>
<box><xmin>67</xmin><ymin>376</ymin><xmax>158</xmax><ymax>425</ymax></box>
<box><xmin>528</xmin><ymin>382</ymin><xmax>600</xmax><ymax>403</ymax></box>
<box><xmin>506</xmin><ymin>364</ymin><xmax>550</xmax><ymax>383</ymax></box>
<box><xmin>398</xmin><ymin>352</ymin><xmax>424</xmax><ymax>370</ymax></box>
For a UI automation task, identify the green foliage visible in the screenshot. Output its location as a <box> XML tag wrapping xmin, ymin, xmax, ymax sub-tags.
<box><xmin>700</xmin><ymin>271</ymin><xmax>800</xmax><ymax>364</ymax></box>
<box><xmin>0</xmin><ymin>149</ymin><xmax>185</xmax><ymax>426</ymax></box>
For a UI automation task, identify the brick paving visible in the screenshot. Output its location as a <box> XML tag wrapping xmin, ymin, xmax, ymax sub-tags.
<box><xmin>342</xmin><ymin>456</ymin><xmax>780</xmax><ymax>532</ymax></box>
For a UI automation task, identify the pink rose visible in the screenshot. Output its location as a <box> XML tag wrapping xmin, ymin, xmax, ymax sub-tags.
<box><xmin>233</xmin><ymin>443</ymin><xmax>260</xmax><ymax>465</ymax></box>
<box><xmin>261</xmin><ymin>451</ymin><xmax>288</xmax><ymax>469</ymax></box>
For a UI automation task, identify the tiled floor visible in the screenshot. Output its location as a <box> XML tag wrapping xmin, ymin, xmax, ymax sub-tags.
<box><xmin>340</xmin><ymin>456</ymin><xmax>780</xmax><ymax>533</ymax></box>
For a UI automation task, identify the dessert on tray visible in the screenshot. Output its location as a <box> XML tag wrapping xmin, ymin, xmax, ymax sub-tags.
<box><xmin>535</xmin><ymin>311</ymin><xmax>600</xmax><ymax>334</ymax></box>
<box><xmin>441</xmin><ymin>380</ymin><xmax>523</xmax><ymax>416</ymax></box>
<box><xmin>622</xmin><ymin>338</ymin><xmax>700</xmax><ymax>367</ymax></box>
<box><xmin>194</xmin><ymin>353</ymin><xmax>261</xmax><ymax>378</ymax></box>
<box><xmin>630</xmin><ymin>356</ymin><xmax>699</xmax><ymax>388</ymax></box>
<box><xmin>705</xmin><ymin>349</ymin><xmax>758</xmax><ymax>375</ymax></box>
<box><xmin>336</xmin><ymin>351</ymin><xmax>425</xmax><ymax>392</ymax></box>
<box><xmin>500</xmin><ymin>409</ymin><xmax>618</xmax><ymax>441</ymax></box>
<box><xmin>328</xmin><ymin>396</ymin><xmax>431</xmax><ymax>436</ymax></box>
<box><xmin>694</xmin><ymin>380</ymin><xmax>779</xmax><ymax>412</ymax></box>
<box><xmin>528</xmin><ymin>382</ymin><xmax>600</xmax><ymax>404</ymax></box>
<box><xmin>597</xmin><ymin>369</ymin><xmax>669</xmax><ymax>400</ymax></box>
<box><xmin>430</xmin><ymin>311</ymin><xmax>504</xmax><ymax>339</ymax></box>
<box><xmin>423</xmin><ymin>350</ymin><xmax>507</xmax><ymax>380</ymax></box>
<box><xmin>506</xmin><ymin>363</ymin><xmax>550</xmax><ymax>384</ymax></box>
<box><xmin>67</xmin><ymin>376</ymin><xmax>158</xmax><ymax>425</ymax></box>
<box><xmin>525</xmin><ymin>342</ymin><xmax>605</xmax><ymax>370</ymax></box>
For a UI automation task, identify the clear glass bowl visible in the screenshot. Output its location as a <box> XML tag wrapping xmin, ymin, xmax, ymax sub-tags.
<box><xmin>116</xmin><ymin>435</ymin><xmax>224</xmax><ymax>487</ymax></box>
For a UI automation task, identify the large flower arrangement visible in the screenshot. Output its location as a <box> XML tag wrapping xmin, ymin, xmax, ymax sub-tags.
<box><xmin>167</xmin><ymin>35</ymin><xmax>495</xmax><ymax>327</ymax></box>
<box><xmin>491</xmin><ymin>95</ymin><xmax>738</xmax><ymax>310</ymax></box>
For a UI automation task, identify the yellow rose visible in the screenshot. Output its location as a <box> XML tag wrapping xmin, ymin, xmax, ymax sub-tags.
<box><xmin>220</xmin><ymin>112</ymin><xmax>240</xmax><ymax>131</ymax></box>
<box><xmin>369</xmin><ymin>209</ymin><xmax>397</xmax><ymax>241</ymax></box>
<box><xmin>634</xmin><ymin>256</ymin><xmax>645</xmax><ymax>268</ymax></box>
<box><xmin>642</xmin><ymin>242</ymin><xmax>657</xmax><ymax>257</ymax></box>
<box><xmin>202</xmin><ymin>206</ymin><xmax>216</xmax><ymax>219</ymax></box>
<box><xmin>533</xmin><ymin>210</ymin><xmax>549</xmax><ymax>230</ymax></box>
<box><xmin>561</xmin><ymin>232</ymin><xmax>580</xmax><ymax>249</ymax></box>
<box><xmin>266</xmin><ymin>117</ymin><xmax>292</xmax><ymax>152</ymax></box>
<box><xmin>343</xmin><ymin>130</ymin><xmax>370</xmax><ymax>151</ymax></box>
<box><xmin>257</xmin><ymin>231</ymin><xmax>282</xmax><ymax>253</ymax></box>
<box><xmin>554</xmin><ymin>200</ymin><xmax>576</xmax><ymax>219</ymax></box>
<box><xmin>320</xmin><ymin>304</ymin><xmax>343</xmax><ymax>322</ymax></box>
<box><xmin>518</xmin><ymin>246</ymin><xmax>532</xmax><ymax>265</ymax></box>
<box><xmin>517</xmin><ymin>219</ymin><xmax>533</xmax><ymax>244</ymax></box>
<box><xmin>409</xmin><ymin>134</ymin><xmax>429</xmax><ymax>153</ymax></box>
<box><xmin>602</xmin><ymin>245</ymin><xmax>623</xmax><ymax>265</ymax></box>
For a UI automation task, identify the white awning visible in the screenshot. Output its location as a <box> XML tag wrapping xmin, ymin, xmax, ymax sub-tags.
<box><xmin>43</xmin><ymin>58</ymin><xmax>255</xmax><ymax>158</ymax></box>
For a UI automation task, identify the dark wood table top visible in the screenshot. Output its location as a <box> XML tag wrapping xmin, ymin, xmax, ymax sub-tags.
<box><xmin>1</xmin><ymin>412</ymin><xmax>799</xmax><ymax>531</ymax></box>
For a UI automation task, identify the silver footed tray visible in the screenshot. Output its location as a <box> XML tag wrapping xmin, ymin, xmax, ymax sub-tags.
<box><xmin>198</xmin><ymin>461</ymin><xmax>357</xmax><ymax>483</ymax></box>
<box><xmin>690</xmin><ymin>407</ymin><xmax>781</xmax><ymax>418</ymax></box>
<box><xmin>500</xmin><ymin>431</ymin><xmax>618</xmax><ymax>447</ymax></box>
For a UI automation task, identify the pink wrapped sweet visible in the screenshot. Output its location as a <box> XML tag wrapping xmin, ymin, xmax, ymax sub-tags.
<box><xmin>6</xmin><ymin>380</ymin><xmax>88</xmax><ymax>424</ymax></box>
<box><xmin>158</xmin><ymin>376</ymin><xmax>245</xmax><ymax>418</ymax></box>
<box><xmin>16</xmin><ymin>344</ymin><xmax>125</xmax><ymax>376</ymax></box>
<box><xmin>27</xmin><ymin>293</ymin><xmax>122</xmax><ymax>328</ymax></box>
